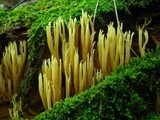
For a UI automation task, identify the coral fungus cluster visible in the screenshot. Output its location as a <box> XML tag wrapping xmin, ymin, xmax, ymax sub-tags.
<box><xmin>38</xmin><ymin>11</ymin><xmax>148</xmax><ymax>109</ymax></box>
<box><xmin>0</xmin><ymin>41</ymin><xmax>26</xmax><ymax>101</ymax></box>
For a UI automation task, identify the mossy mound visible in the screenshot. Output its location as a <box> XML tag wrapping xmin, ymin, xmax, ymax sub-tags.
<box><xmin>34</xmin><ymin>48</ymin><xmax>160</xmax><ymax>119</ymax></box>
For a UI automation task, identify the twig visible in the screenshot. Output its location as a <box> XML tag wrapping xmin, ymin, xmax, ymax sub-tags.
<box><xmin>113</xmin><ymin>0</ymin><xmax>119</xmax><ymax>27</ymax></box>
<box><xmin>113</xmin><ymin>0</ymin><xmax>139</xmax><ymax>57</ymax></box>
<box><xmin>8</xmin><ymin>0</ymin><xmax>26</xmax><ymax>11</ymax></box>
<box><xmin>93</xmin><ymin>0</ymin><xmax>99</xmax><ymax>25</ymax></box>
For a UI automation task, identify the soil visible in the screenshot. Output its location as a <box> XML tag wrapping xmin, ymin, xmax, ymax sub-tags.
<box><xmin>0</xmin><ymin>3</ymin><xmax>160</xmax><ymax>120</ymax></box>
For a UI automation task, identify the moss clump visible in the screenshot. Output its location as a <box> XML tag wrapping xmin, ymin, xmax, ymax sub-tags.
<box><xmin>34</xmin><ymin>47</ymin><xmax>160</xmax><ymax>120</ymax></box>
<box><xmin>145</xmin><ymin>112</ymin><xmax>160</xmax><ymax>120</ymax></box>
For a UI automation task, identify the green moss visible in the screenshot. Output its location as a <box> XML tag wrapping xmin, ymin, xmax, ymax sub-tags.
<box><xmin>146</xmin><ymin>112</ymin><xmax>160</xmax><ymax>120</ymax></box>
<box><xmin>33</xmin><ymin>48</ymin><xmax>160</xmax><ymax>119</ymax></box>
